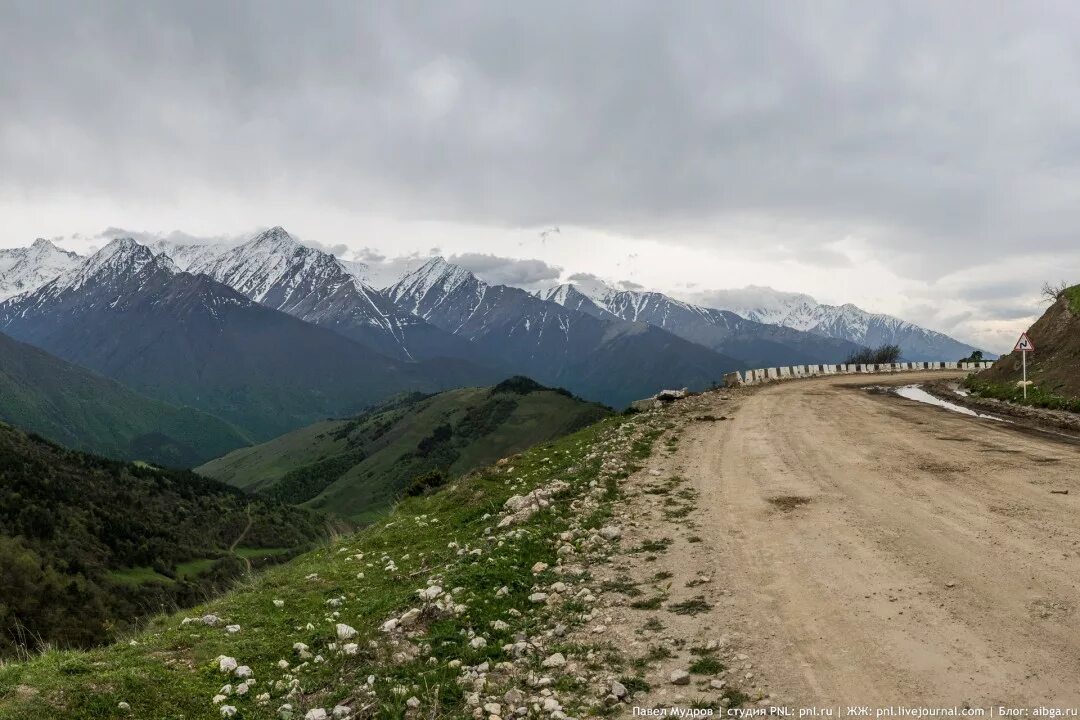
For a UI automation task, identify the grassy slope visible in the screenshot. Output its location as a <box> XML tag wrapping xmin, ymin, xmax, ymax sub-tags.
<box><xmin>0</xmin><ymin>412</ymin><xmax>655</xmax><ymax>720</ymax></box>
<box><xmin>0</xmin><ymin>331</ymin><xmax>251</xmax><ymax>467</ymax></box>
<box><xmin>198</xmin><ymin>385</ymin><xmax>611</xmax><ymax>522</ymax></box>
<box><xmin>972</xmin><ymin>286</ymin><xmax>1080</xmax><ymax>408</ymax></box>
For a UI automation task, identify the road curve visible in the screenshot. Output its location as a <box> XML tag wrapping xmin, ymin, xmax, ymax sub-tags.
<box><xmin>686</xmin><ymin>371</ymin><xmax>1080</xmax><ymax>706</ymax></box>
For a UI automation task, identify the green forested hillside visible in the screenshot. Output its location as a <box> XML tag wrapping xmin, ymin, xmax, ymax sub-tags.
<box><xmin>0</xmin><ymin>331</ymin><xmax>251</xmax><ymax>466</ymax></box>
<box><xmin>0</xmin><ymin>423</ymin><xmax>326</xmax><ymax>657</ymax></box>
<box><xmin>198</xmin><ymin>377</ymin><xmax>611</xmax><ymax>522</ymax></box>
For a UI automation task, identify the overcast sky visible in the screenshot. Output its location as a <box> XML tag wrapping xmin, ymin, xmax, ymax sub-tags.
<box><xmin>3</xmin><ymin>2</ymin><xmax>1080</xmax><ymax>351</ymax></box>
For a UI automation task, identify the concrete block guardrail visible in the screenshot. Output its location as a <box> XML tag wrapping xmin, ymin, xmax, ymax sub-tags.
<box><xmin>723</xmin><ymin>361</ymin><xmax>993</xmax><ymax>388</ymax></box>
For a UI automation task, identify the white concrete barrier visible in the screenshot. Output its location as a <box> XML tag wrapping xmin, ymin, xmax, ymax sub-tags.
<box><xmin>731</xmin><ymin>358</ymin><xmax>990</xmax><ymax>387</ymax></box>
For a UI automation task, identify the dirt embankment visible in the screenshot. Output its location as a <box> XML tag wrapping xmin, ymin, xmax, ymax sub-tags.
<box><xmin>979</xmin><ymin>289</ymin><xmax>1080</xmax><ymax>397</ymax></box>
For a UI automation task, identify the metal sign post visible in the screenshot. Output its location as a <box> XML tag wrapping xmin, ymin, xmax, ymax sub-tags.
<box><xmin>1014</xmin><ymin>332</ymin><xmax>1035</xmax><ymax>399</ymax></box>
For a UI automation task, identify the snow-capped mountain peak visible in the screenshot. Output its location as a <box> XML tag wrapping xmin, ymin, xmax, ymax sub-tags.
<box><xmin>248</xmin><ymin>225</ymin><xmax>301</xmax><ymax>252</ymax></box>
<box><xmin>30</xmin><ymin>237</ymin><xmax>55</xmax><ymax>250</ymax></box>
<box><xmin>537</xmin><ymin>284</ymin><xmax>612</xmax><ymax>319</ymax></box>
<box><xmin>57</xmin><ymin>238</ymin><xmax>175</xmax><ymax>293</ymax></box>
<box><xmin>0</xmin><ymin>238</ymin><xmax>83</xmax><ymax>300</ymax></box>
<box><xmin>189</xmin><ymin>227</ymin><xmax>338</xmax><ymax>304</ymax></box>
<box><xmin>566</xmin><ymin>275</ymin><xmax>618</xmax><ymax>304</ymax></box>
<box><xmin>388</xmin><ymin>257</ymin><xmax>480</xmax><ymax>312</ymax></box>
<box><xmin>145</xmin><ymin>239</ymin><xmax>225</xmax><ymax>272</ymax></box>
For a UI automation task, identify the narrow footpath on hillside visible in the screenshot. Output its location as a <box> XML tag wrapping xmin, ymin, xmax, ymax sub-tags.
<box><xmin>230</xmin><ymin>504</ymin><xmax>254</xmax><ymax>572</ymax></box>
<box><xmin>587</xmin><ymin>371</ymin><xmax>1080</xmax><ymax>711</ymax></box>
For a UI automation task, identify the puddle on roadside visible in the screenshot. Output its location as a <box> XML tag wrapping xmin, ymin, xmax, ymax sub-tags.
<box><xmin>869</xmin><ymin>384</ymin><xmax>1007</xmax><ymax>422</ymax></box>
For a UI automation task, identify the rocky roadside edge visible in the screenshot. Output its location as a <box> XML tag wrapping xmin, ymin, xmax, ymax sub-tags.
<box><xmin>355</xmin><ymin>392</ymin><xmax>760</xmax><ymax>720</ymax></box>
<box><xmin>557</xmin><ymin>391</ymin><xmax>772</xmax><ymax>716</ymax></box>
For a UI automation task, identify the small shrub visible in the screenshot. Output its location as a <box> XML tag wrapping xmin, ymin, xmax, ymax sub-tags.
<box><xmin>630</xmin><ymin>595</ymin><xmax>665</xmax><ymax>610</ymax></box>
<box><xmin>405</xmin><ymin>469</ymin><xmax>448</xmax><ymax>497</ymax></box>
<box><xmin>688</xmin><ymin>656</ymin><xmax>725</xmax><ymax>674</ymax></box>
<box><xmin>618</xmin><ymin>676</ymin><xmax>651</xmax><ymax>694</ymax></box>
<box><xmin>668</xmin><ymin>596</ymin><xmax>712</xmax><ymax>615</ymax></box>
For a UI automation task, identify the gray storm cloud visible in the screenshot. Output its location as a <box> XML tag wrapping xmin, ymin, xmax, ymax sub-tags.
<box><xmin>448</xmin><ymin>253</ymin><xmax>562</xmax><ymax>289</ymax></box>
<box><xmin>2</xmin><ymin>1</ymin><xmax>1080</xmax><ymax>290</ymax></box>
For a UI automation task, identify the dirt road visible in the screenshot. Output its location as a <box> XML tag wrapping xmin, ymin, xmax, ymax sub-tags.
<box><xmin>605</xmin><ymin>371</ymin><xmax>1080</xmax><ymax>709</ymax></box>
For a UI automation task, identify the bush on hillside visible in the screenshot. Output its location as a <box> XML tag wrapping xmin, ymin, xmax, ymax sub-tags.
<box><xmin>492</xmin><ymin>375</ymin><xmax>574</xmax><ymax>398</ymax></box>
<box><xmin>404</xmin><ymin>469</ymin><xmax>448</xmax><ymax>497</ymax></box>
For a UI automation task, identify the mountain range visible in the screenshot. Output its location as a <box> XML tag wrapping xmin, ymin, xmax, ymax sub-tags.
<box><xmin>697</xmin><ymin>286</ymin><xmax>983</xmax><ymax>362</ymax></box>
<box><xmin>539</xmin><ymin>282</ymin><xmax>865</xmax><ymax>368</ymax></box>
<box><xmin>0</xmin><ymin>227</ymin><xmax>983</xmax><ymax>460</ymax></box>
<box><xmin>384</xmin><ymin>257</ymin><xmax>744</xmax><ymax>406</ymax></box>
<box><xmin>0</xmin><ymin>239</ymin><xmax>492</xmax><ymax>442</ymax></box>
<box><xmin>156</xmin><ymin>227</ymin><xmax>484</xmax><ymax>363</ymax></box>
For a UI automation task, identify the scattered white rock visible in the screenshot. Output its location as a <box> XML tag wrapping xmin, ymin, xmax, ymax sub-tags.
<box><xmin>541</xmin><ymin>653</ymin><xmax>566</xmax><ymax>668</ymax></box>
<box><xmin>670</xmin><ymin>669</ymin><xmax>690</xmax><ymax>685</ymax></box>
<box><xmin>419</xmin><ymin>585</ymin><xmax>443</xmax><ymax>600</ymax></box>
<box><xmin>336</xmin><ymin>623</ymin><xmax>358</xmax><ymax>640</ymax></box>
<box><xmin>217</xmin><ymin>656</ymin><xmax>237</xmax><ymax>673</ymax></box>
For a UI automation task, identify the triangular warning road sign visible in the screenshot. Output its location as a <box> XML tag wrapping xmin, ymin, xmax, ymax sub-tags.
<box><xmin>1014</xmin><ymin>332</ymin><xmax>1035</xmax><ymax>353</ymax></box>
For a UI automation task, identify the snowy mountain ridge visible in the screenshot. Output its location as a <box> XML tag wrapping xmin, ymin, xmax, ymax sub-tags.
<box><xmin>540</xmin><ymin>282</ymin><xmax>866</xmax><ymax>367</ymax></box>
<box><xmin>0</xmin><ymin>238</ymin><xmax>83</xmax><ymax>300</ymax></box>
<box><xmin>147</xmin><ymin>228</ymin><xmax>484</xmax><ymax>362</ymax></box>
<box><xmin>698</xmin><ymin>285</ymin><xmax>982</xmax><ymax>360</ymax></box>
<box><xmin>384</xmin><ymin>257</ymin><xmax>747</xmax><ymax>406</ymax></box>
<box><xmin>541</xmin><ymin>279</ymin><xmax>980</xmax><ymax>362</ymax></box>
<box><xmin>0</xmin><ymin>232</ymin><xmax>983</xmax><ymax>364</ymax></box>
